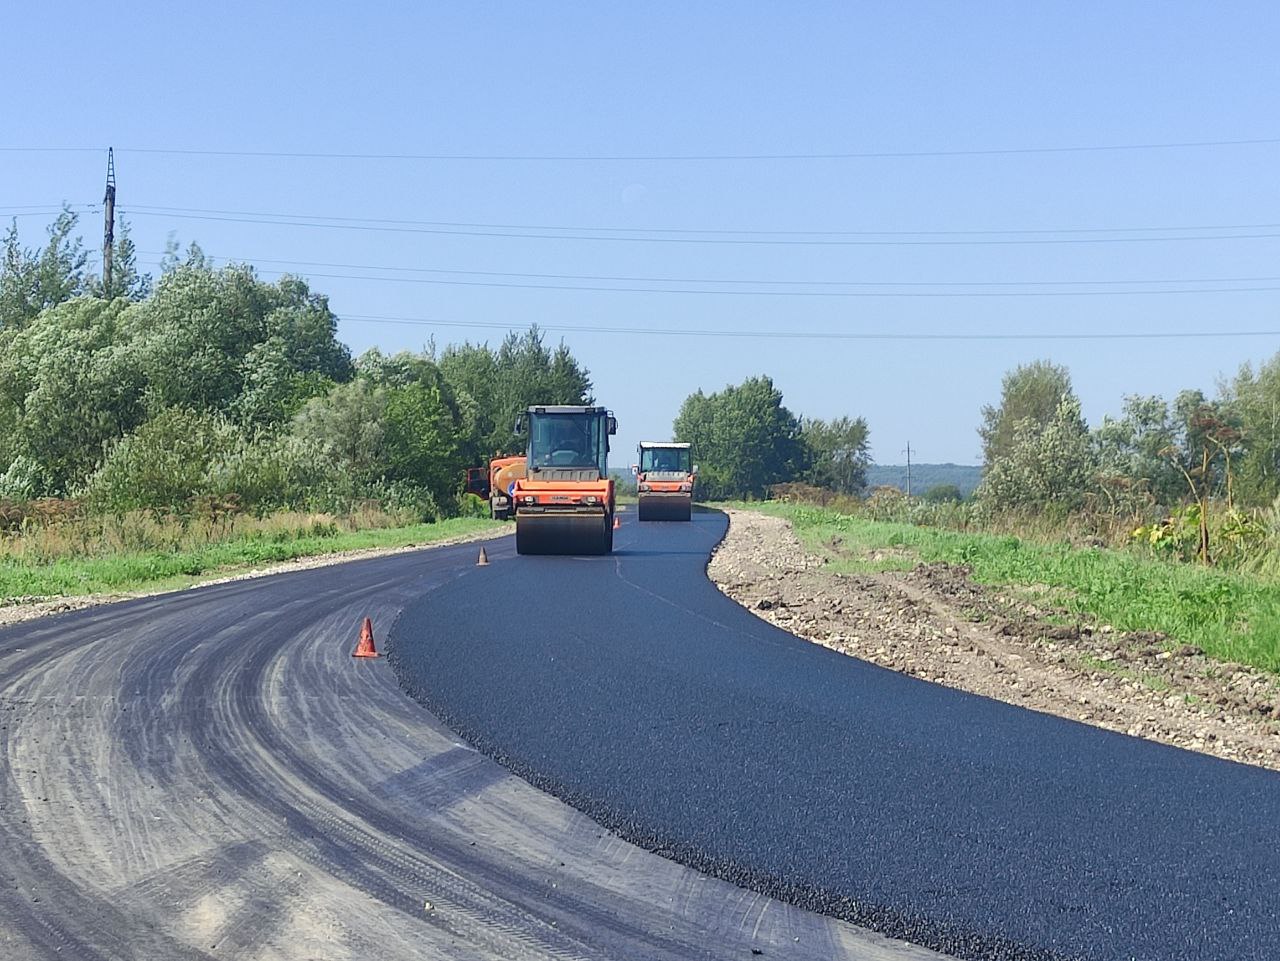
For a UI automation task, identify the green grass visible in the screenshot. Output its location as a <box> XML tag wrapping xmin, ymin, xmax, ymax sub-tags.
<box><xmin>720</xmin><ymin>501</ymin><xmax>1280</xmax><ymax>673</ymax></box>
<box><xmin>0</xmin><ymin>516</ymin><xmax>502</xmax><ymax>603</ymax></box>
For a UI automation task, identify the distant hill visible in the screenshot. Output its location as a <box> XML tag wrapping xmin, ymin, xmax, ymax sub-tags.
<box><xmin>866</xmin><ymin>463</ymin><xmax>983</xmax><ymax>498</ymax></box>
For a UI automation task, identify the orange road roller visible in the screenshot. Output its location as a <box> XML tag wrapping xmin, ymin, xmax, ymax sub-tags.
<box><xmin>635</xmin><ymin>441</ymin><xmax>695</xmax><ymax>521</ymax></box>
<box><xmin>512</xmin><ymin>405</ymin><xmax>618</xmax><ymax>555</ymax></box>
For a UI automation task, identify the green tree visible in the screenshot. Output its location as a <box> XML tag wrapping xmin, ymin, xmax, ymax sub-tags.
<box><xmin>979</xmin><ymin>360</ymin><xmax>1075</xmax><ymax>468</ymax></box>
<box><xmin>673</xmin><ymin>375</ymin><xmax>808</xmax><ymax>499</ymax></box>
<box><xmin>1092</xmin><ymin>394</ymin><xmax>1184</xmax><ymax>507</ymax></box>
<box><xmin>90</xmin><ymin>220</ymin><xmax>152</xmax><ymax>302</ymax></box>
<box><xmin>0</xmin><ymin>208</ymin><xmax>90</xmax><ymax>330</ymax></box>
<box><xmin>384</xmin><ymin>378</ymin><xmax>465</xmax><ymax>507</ymax></box>
<box><xmin>292</xmin><ymin>379</ymin><xmax>389</xmax><ymax>486</ymax></box>
<box><xmin>977</xmin><ymin>396</ymin><xmax>1097</xmax><ymax>512</ymax></box>
<box><xmin>922</xmin><ymin>483</ymin><xmax>963</xmax><ymax>503</ymax></box>
<box><xmin>119</xmin><ymin>263</ymin><xmax>352</xmax><ymax>418</ymax></box>
<box><xmin>81</xmin><ymin>408</ymin><xmax>244</xmax><ymax>513</ymax></box>
<box><xmin>205</xmin><ymin>433</ymin><xmax>337</xmax><ymax>514</ymax></box>
<box><xmin>357</xmin><ymin>347</ymin><xmax>469</xmax><ymax>505</ymax></box>
<box><xmin>801</xmin><ymin>416</ymin><xmax>871</xmax><ymax>494</ymax></box>
<box><xmin>438</xmin><ymin>326</ymin><xmax>593</xmax><ymax>460</ymax></box>
<box><xmin>0</xmin><ymin>297</ymin><xmax>143</xmax><ymax>493</ymax></box>
<box><xmin>1225</xmin><ymin>353</ymin><xmax>1280</xmax><ymax>506</ymax></box>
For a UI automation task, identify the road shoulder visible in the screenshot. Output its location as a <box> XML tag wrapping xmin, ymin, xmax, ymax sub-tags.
<box><xmin>708</xmin><ymin>508</ymin><xmax>1280</xmax><ymax>771</ymax></box>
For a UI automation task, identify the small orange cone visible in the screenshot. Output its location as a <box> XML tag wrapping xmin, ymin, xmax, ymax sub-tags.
<box><xmin>613</xmin><ymin>514</ymin><xmax>621</xmax><ymax>530</ymax></box>
<box><xmin>352</xmin><ymin>617</ymin><xmax>379</xmax><ymax>658</ymax></box>
<box><xmin>477</xmin><ymin>546</ymin><xmax>489</xmax><ymax>566</ymax></box>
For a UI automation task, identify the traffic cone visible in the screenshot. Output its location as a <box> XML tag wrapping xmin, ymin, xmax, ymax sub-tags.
<box><xmin>477</xmin><ymin>546</ymin><xmax>489</xmax><ymax>566</ymax></box>
<box><xmin>352</xmin><ymin>617</ymin><xmax>379</xmax><ymax>658</ymax></box>
<box><xmin>613</xmin><ymin>514</ymin><xmax>621</xmax><ymax>530</ymax></box>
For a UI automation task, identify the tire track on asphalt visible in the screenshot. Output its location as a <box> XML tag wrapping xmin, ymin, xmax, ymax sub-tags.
<box><xmin>0</xmin><ymin>531</ymin><xmax>940</xmax><ymax>960</ymax></box>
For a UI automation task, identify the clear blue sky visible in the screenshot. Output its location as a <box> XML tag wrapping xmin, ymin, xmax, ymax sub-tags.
<box><xmin>5</xmin><ymin>2</ymin><xmax>1279</xmax><ymax>465</ymax></box>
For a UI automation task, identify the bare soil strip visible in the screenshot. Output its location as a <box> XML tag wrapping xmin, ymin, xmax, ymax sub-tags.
<box><xmin>708</xmin><ymin>509</ymin><xmax>1280</xmax><ymax>771</ymax></box>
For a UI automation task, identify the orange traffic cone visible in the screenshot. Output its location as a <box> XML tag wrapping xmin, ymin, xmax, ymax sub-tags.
<box><xmin>613</xmin><ymin>514</ymin><xmax>621</xmax><ymax>530</ymax></box>
<box><xmin>477</xmin><ymin>546</ymin><xmax>489</xmax><ymax>566</ymax></box>
<box><xmin>352</xmin><ymin>617</ymin><xmax>379</xmax><ymax>658</ymax></box>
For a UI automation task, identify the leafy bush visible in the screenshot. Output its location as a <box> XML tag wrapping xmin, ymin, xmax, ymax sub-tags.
<box><xmin>80</xmin><ymin>409</ymin><xmax>243</xmax><ymax>513</ymax></box>
<box><xmin>206</xmin><ymin>434</ymin><xmax>336</xmax><ymax>513</ymax></box>
<box><xmin>976</xmin><ymin>397</ymin><xmax>1097</xmax><ymax>512</ymax></box>
<box><xmin>922</xmin><ymin>483</ymin><xmax>963</xmax><ymax>503</ymax></box>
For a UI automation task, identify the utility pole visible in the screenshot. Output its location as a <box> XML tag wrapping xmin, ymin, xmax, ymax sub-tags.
<box><xmin>102</xmin><ymin>148</ymin><xmax>116</xmax><ymax>294</ymax></box>
<box><xmin>903</xmin><ymin>441</ymin><xmax>913</xmax><ymax>498</ymax></box>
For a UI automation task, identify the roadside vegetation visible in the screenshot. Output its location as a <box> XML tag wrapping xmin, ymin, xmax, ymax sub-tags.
<box><xmin>732</xmin><ymin>500</ymin><xmax>1280</xmax><ymax>672</ymax></box>
<box><xmin>0</xmin><ymin>511</ymin><xmax>495</xmax><ymax>600</ymax></box>
<box><xmin>691</xmin><ymin>356</ymin><xmax>1280</xmax><ymax>675</ymax></box>
<box><xmin>672</xmin><ymin>375</ymin><xmax>870</xmax><ymax>499</ymax></box>
<box><xmin>0</xmin><ymin>210</ymin><xmax>594</xmax><ymax>599</ymax></box>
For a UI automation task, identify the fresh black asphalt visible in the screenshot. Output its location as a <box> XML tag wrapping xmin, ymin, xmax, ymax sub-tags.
<box><xmin>5</xmin><ymin>534</ymin><xmax>913</xmax><ymax>961</ymax></box>
<box><xmin>389</xmin><ymin>510</ymin><xmax>1280</xmax><ymax>961</ymax></box>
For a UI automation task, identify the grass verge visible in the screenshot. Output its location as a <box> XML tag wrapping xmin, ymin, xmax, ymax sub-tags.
<box><xmin>0</xmin><ymin>516</ymin><xmax>502</xmax><ymax>603</ymax></box>
<box><xmin>721</xmin><ymin>501</ymin><xmax>1280</xmax><ymax>673</ymax></box>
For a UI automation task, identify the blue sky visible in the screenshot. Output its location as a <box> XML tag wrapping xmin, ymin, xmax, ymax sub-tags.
<box><xmin>5</xmin><ymin>2</ymin><xmax>1278</xmax><ymax>464</ymax></box>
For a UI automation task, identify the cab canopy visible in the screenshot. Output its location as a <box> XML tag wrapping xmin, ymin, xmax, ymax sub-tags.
<box><xmin>638</xmin><ymin>441</ymin><xmax>692</xmax><ymax>474</ymax></box>
<box><xmin>516</xmin><ymin>406</ymin><xmax>617</xmax><ymax>477</ymax></box>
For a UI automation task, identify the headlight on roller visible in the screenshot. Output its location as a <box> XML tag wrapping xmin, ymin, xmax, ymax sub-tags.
<box><xmin>638</xmin><ymin>483</ymin><xmax>650</xmax><ymax>492</ymax></box>
<box><xmin>680</xmin><ymin>483</ymin><xmax>692</xmax><ymax>492</ymax></box>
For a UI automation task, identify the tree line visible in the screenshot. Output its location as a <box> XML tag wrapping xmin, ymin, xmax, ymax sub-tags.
<box><xmin>15</xmin><ymin>208</ymin><xmax>1274</xmax><ymax>550</ymax></box>
<box><xmin>975</xmin><ymin>358</ymin><xmax>1280</xmax><ymax>512</ymax></box>
<box><xmin>672</xmin><ymin>376</ymin><xmax>870</xmax><ymax>500</ymax></box>
<box><xmin>0</xmin><ymin>210</ymin><xmax>590</xmax><ymax>520</ymax></box>
<box><xmin>971</xmin><ymin>358</ymin><xmax>1280</xmax><ymax>563</ymax></box>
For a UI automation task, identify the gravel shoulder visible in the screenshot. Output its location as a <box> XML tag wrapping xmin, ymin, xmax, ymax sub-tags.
<box><xmin>0</xmin><ymin>524</ymin><xmax>512</xmax><ymax>630</ymax></box>
<box><xmin>708</xmin><ymin>508</ymin><xmax>1280</xmax><ymax>771</ymax></box>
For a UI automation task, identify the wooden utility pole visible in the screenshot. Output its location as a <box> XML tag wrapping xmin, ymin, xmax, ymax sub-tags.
<box><xmin>903</xmin><ymin>441</ymin><xmax>913</xmax><ymax>498</ymax></box>
<box><xmin>102</xmin><ymin>148</ymin><xmax>116</xmax><ymax>294</ymax></box>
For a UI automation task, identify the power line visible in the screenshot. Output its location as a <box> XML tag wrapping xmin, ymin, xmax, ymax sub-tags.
<box><xmin>3</xmin><ymin>136</ymin><xmax>1279</xmax><ymax>160</ymax></box>
<box><xmin>209</xmin><ymin>269</ymin><xmax>1280</xmax><ymax>299</ymax></box>
<box><xmin>139</xmin><ymin>258</ymin><xmax>1280</xmax><ymax>299</ymax></box>
<box><xmin>0</xmin><ymin>204</ymin><xmax>97</xmax><ymax>211</ymax></box>
<box><xmin>139</xmin><ymin>250</ymin><xmax>1280</xmax><ymax>289</ymax></box>
<box><xmin>122</xmin><ymin>209</ymin><xmax>1280</xmax><ymax>247</ymax></box>
<box><xmin>338</xmin><ymin>314</ymin><xmax>1280</xmax><ymax>341</ymax></box>
<box><xmin>0</xmin><ymin>204</ymin><xmax>99</xmax><ymax>217</ymax></box>
<box><xmin>123</xmin><ymin>203</ymin><xmax>1280</xmax><ymax>238</ymax></box>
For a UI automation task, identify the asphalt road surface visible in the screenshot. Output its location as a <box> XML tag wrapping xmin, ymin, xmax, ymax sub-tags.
<box><xmin>0</xmin><ymin>530</ymin><xmax>943</xmax><ymax>961</ymax></box>
<box><xmin>392</xmin><ymin>510</ymin><xmax>1280</xmax><ymax>961</ymax></box>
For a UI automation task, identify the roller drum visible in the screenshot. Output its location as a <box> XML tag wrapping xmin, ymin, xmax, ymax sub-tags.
<box><xmin>516</xmin><ymin>512</ymin><xmax>612</xmax><ymax>555</ymax></box>
<box><xmin>637</xmin><ymin>494</ymin><xmax>692</xmax><ymax>522</ymax></box>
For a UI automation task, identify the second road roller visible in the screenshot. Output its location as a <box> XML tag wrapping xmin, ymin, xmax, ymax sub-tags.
<box><xmin>635</xmin><ymin>441</ymin><xmax>696</xmax><ymax>521</ymax></box>
<box><xmin>512</xmin><ymin>405</ymin><xmax>617</xmax><ymax>554</ymax></box>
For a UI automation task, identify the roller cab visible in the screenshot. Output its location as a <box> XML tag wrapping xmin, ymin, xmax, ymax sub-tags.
<box><xmin>513</xmin><ymin>406</ymin><xmax>617</xmax><ymax>554</ymax></box>
<box><xmin>635</xmin><ymin>442</ymin><xmax>695</xmax><ymax>521</ymax></box>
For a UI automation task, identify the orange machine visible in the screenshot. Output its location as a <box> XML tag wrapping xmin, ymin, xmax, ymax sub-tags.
<box><xmin>635</xmin><ymin>441</ymin><xmax>695</xmax><ymax>521</ymax></box>
<box><xmin>487</xmin><ymin>455</ymin><xmax>527</xmax><ymax>520</ymax></box>
<box><xmin>511</xmin><ymin>405</ymin><xmax>617</xmax><ymax>554</ymax></box>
